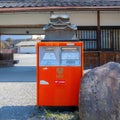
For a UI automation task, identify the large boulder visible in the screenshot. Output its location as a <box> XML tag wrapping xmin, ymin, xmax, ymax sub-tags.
<box><xmin>79</xmin><ymin>62</ymin><xmax>120</xmax><ymax>120</ymax></box>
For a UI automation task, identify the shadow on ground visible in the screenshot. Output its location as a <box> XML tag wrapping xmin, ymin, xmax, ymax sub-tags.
<box><xmin>0</xmin><ymin>66</ymin><xmax>36</xmax><ymax>82</ymax></box>
<box><xmin>0</xmin><ymin>105</ymin><xmax>37</xmax><ymax>120</ymax></box>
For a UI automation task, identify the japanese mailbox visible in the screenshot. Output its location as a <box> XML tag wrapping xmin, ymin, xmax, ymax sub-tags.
<box><xmin>36</xmin><ymin>42</ymin><xmax>84</xmax><ymax>106</ymax></box>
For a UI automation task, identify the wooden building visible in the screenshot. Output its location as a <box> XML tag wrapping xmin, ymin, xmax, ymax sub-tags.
<box><xmin>16</xmin><ymin>40</ymin><xmax>37</xmax><ymax>54</ymax></box>
<box><xmin>0</xmin><ymin>41</ymin><xmax>13</xmax><ymax>67</ymax></box>
<box><xmin>0</xmin><ymin>0</ymin><xmax>120</xmax><ymax>68</ymax></box>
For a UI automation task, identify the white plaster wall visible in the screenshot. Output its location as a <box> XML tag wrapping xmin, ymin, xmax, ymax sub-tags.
<box><xmin>100</xmin><ymin>11</ymin><xmax>120</xmax><ymax>26</ymax></box>
<box><xmin>0</xmin><ymin>12</ymin><xmax>50</xmax><ymax>25</ymax></box>
<box><xmin>53</xmin><ymin>11</ymin><xmax>97</xmax><ymax>26</ymax></box>
<box><xmin>70</xmin><ymin>11</ymin><xmax>97</xmax><ymax>26</ymax></box>
<box><xmin>0</xmin><ymin>11</ymin><xmax>97</xmax><ymax>26</ymax></box>
<box><xmin>0</xmin><ymin>11</ymin><xmax>120</xmax><ymax>34</ymax></box>
<box><xmin>0</xmin><ymin>11</ymin><xmax>119</xmax><ymax>26</ymax></box>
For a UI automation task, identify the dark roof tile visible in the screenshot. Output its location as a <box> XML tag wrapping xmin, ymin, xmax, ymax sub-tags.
<box><xmin>0</xmin><ymin>0</ymin><xmax>120</xmax><ymax>8</ymax></box>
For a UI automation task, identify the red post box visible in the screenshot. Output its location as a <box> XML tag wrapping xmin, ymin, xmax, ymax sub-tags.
<box><xmin>36</xmin><ymin>42</ymin><xmax>84</xmax><ymax>106</ymax></box>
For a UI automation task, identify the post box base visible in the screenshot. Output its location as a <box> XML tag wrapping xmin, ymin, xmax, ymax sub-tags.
<box><xmin>38</xmin><ymin>106</ymin><xmax>78</xmax><ymax>112</ymax></box>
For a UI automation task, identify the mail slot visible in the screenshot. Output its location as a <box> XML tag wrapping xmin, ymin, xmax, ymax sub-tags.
<box><xmin>36</xmin><ymin>42</ymin><xmax>84</xmax><ymax>106</ymax></box>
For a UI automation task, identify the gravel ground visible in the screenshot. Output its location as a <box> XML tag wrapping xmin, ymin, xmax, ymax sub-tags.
<box><xmin>0</xmin><ymin>54</ymin><xmax>36</xmax><ymax>120</ymax></box>
<box><xmin>0</xmin><ymin>54</ymin><xmax>87</xmax><ymax>120</ymax></box>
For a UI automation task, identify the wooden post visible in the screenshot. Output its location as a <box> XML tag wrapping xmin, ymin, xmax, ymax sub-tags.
<box><xmin>0</xmin><ymin>33</ymin><xmax>1</xmax><ymax>52</ymax></box>
<box><xmin>97</xmin><ymin>11</ymin><xmax>101</xmax><ymax>65</ymax></box>
<box><xmin>0</xmin><ymin>33</ymin><xmax>1</xmax><ymax>67</ymax></box>
<box><xmin>97</xmin><ymin>10</ymin><xmax>101</xmax><ymax>51</ymax></box>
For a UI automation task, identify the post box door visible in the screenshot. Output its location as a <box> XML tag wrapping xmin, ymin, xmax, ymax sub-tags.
<box><xmin>37</xmin><ymin>66</ymin><xmax>82</xmax><ymax>106</ymax></box>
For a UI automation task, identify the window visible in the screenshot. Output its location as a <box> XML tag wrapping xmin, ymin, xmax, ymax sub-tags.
<box><xmin>61</xmin><ymin>47</ymin><xmax>80</xmax><ymax>66</ymax></box>
<box><xmin>39</xmin><ymin>47</ymin><xmax>59</xmax><ymax>66</ymax></box>
<box><xmin>101</xmin><ymin>27</ymin><xmax>120</xmax><ymax>51</ymax></box>
<box><xmin>39</xmin><ymin>46</ymin><xmax>81</xmax><ymax>66</ymax></box>
<box><xmin>78</xmin><ymin>26</ymin><xmax>120</xmax><ymax>51</ymax></box>
<box><xmin>78</xmin><ymin>27</ymin><xmax>97</xmax><ymax>50</ymax></box>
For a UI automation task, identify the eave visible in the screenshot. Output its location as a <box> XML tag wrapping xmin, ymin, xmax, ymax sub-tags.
<box><xmin>0</xmin><ymin>6</ymin><xmax>120</xmax><ymax>13</ymax></box>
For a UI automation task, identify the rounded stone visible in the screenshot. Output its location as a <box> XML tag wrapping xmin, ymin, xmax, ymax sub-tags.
<box><xmin>79</xmin><ymin>62</ymin><xmax>120</xmax><ymax>120</ymax></box>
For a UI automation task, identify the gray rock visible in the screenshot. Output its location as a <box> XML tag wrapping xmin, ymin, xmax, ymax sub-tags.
<box><xmin>79</xmin><ymin>62</ymin><xmax>120</xmax><ymax>120</ymax></box>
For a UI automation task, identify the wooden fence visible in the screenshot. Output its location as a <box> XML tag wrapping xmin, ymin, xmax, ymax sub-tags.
<box><xmin>84</xmin><ymin>51</ymin><xmax>120</xmax><ymax>69</ymax></box>
<box><xmin>0</xmin><ymin>49</ymin><xmax>14</xmax><ymax>67</ymax></box>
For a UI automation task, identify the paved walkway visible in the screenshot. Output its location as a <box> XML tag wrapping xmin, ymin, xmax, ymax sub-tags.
<box><xmin>0</xmin><ymin>54</ymin><xmax>36</xmax><ymax>120</ymax></box>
